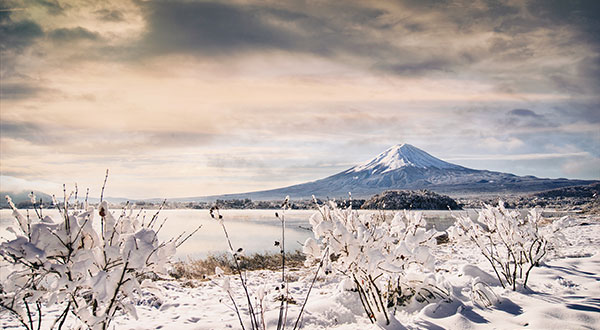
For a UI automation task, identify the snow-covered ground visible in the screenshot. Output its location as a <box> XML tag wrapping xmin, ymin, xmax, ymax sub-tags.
<box><xmin>2</xmin><ymin>215</ymin><xmax>599</xmax><ymax>329</ymax></box>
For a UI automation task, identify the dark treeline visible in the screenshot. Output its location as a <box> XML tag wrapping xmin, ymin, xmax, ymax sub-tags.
<box><xmin>4</xmin><ymin>184</ymin><xmax>597</xmax><ymax>213</ymax></box>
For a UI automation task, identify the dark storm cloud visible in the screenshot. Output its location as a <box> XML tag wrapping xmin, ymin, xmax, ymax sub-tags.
<box><xmin>49</xmin><ymin>27</ymin><xmax>100</xmax><ymax>42</ymax></box>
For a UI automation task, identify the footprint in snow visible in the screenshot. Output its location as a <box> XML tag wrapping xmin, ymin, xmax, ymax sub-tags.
<box><xmin>159</xmin><ymin>303</ymin><xmax>180</xmax><ymax>311</ymax></box>
<box><xmin>187</xmin><ymin>317</ymin><xmax>201</xmax><ymax>323</ymax></box>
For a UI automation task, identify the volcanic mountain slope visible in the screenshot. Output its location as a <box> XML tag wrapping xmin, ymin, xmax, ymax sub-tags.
<box><xmin>193</xmin><ymin>144</ymin><xmax>597</xmax><ymax>201</ymax></box>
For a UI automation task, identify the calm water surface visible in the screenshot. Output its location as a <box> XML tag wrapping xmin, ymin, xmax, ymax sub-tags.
<box><xmin>1</xmin><ymin>208</ymin><xmax>554</xmax><ymax>259</ymax></box>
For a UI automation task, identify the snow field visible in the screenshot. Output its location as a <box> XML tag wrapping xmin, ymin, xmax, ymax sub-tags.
<box><xmin>106</xmin><ymin>216</ymin><xmax>600</xmax><ymax>329</ymax></box>
<box><xmin>1</xmin><ymin>200</ymin><xmax>599</xmax><ymax>330</ymax></box>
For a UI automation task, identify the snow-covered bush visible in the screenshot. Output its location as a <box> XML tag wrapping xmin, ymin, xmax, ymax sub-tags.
<box><xmin>0</xmin><ymin>186</ymin><xmax>197</xmax><ymax>330</ymax></box>
<box><xmin>449</xmin><ymin>201</ymin><xmax>567</xmax><ymax>290</ymax></box>
<box><xmin>303</xmin><ymin>200</ymin><xmax>450</xmax><ymax>325</ymax></box>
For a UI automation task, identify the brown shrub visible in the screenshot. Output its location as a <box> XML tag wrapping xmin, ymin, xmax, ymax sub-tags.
<box><xmin>170</xmin><ymin>250</ymin><xmax>306</xmax><ymax>280</ymax></box>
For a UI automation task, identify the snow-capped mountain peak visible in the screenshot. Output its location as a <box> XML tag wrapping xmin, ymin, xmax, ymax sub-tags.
<box><xmin>348</xmin><ymin>143</ymin><xmax>462</xmax><ymax>173</ymax></box>
<box><xmin>179</xmin><ymin>143</ymin><xmax>597</xmax><ymax>200</ymax></box>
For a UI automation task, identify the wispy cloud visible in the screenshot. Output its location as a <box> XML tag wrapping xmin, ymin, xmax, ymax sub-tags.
<box><xmin>48</xmin><ymin>26</ymin><xmax>100</xmax><ymax>42</ymax></box>
<box><xmin>446</xmin><ymin>152</ymin><xmax>591</xmax><ymax>161</ymax></box>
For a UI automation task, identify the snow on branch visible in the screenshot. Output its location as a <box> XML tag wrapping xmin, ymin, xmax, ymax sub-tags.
<box><xmin>0</xmin><ymin>179</ymin><xmax>198</xmax><ymax>330</ymax></box>
<box><xmin>304</xmin><ymin>199</ymin><xmax>450</xmax><ymax>325</ymax></box>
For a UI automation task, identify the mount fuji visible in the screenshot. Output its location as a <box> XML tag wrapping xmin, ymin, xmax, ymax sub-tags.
<box><xmin>192</xmin><ymin>144</ymin><xmax>597</xmax><ymax>201</ymax></box>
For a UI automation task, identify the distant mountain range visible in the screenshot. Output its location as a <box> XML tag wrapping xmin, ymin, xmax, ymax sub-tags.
<box><xmin>0</xmin><ymin>190</ymin><xmax>129</xmax><ymax>208</ymax></box>
<box><xmin>1</xmin><ymin>190</ymin><xmax>54</xmax><ymax>208</ymax></box>
<box><xmin>3</xmin><ymin>144</ymin><xmax>597</xmax><ymax>205</ymax></box>
<box><xmin>186</xmin><ymin>144</ymin><xmax>597</xmax><ymax>201</ymax></box>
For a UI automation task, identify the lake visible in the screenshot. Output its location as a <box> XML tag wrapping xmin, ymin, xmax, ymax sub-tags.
<box><xmin>0</xmin><ymin>208</ymin><xmax>468</xmax><ymax>259</ymax></box>
<box><xmin>1</xmin><ymin>208</ymin><xmax>566</xmax><ymax>260</ymax></box>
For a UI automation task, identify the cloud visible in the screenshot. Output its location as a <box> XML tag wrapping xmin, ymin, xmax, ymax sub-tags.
<box><xmin>526</xmin><ymin>0</ymin><xmax>600</xmax><ymax>46</ymax></box>
<box><xmin>0</xmin><ymin>116</ymin><xmax>218</xmax><ymax>154</ymax></box>
<box><xmin>0</xmin><ymin>120</ymin><xmax>67</xmax><ymax>146</ymax></box>
<box><xmin>562</xmin><ymin>157</ymin><xmax>600</xmax><ymax>179</ymax></box>
<box><xmin>133</xmin><ymin>0</ymin><xmax>437</xmax><ymax>74</ymax></box>
<box><xmin>0</xmin><ymin>83</ymin><xmax>50</xmax><ymax>99</ymax></box>
<box><xmin>0</xmin><ymin>175</ymin><xmax>60</xmax><ymax>193</ymax></box>
<box><xmin>553</xmin><ymin>101</ymin><xmax>600</xmax><ymax>124</ymax></box>
<box><xmin>122</xmin><ymin>0</ymin><xmax>600</xmax><ymax>96</ymax></box>
<box><xmin>375</xmin><ymin>58</ymin><xmax>457</xmax><ymax>75</ymax></box>
<box><xmin>502</xmin><ymin>107</ymin><xmax>551</xmax><ymax>129</ymax></box>
<box><xmin>447</xmin><ymin>152</ymin><xmax>591</xmax><ymax>161</ymax></box>
<box><xmin>4</xmin><ymin>0</ymin><xmax>598</xmax><ymax>90</ymax></box>
<box><xmin>145</xmin><ymin>131</ymin><xmax>215</xmax><ymax>147</ymax></box>
<box><xmin>0</xmin><ymin>0</ymin><xmax>598</xmax><ymax>196</ymax></box>
<box><xmin>31</xmin><ymin>0</ymin><xmax>65</xmax><ymax>15</ymax></box>
<box><xmin>48</xmin><ymin>26</ymin><xmax>100</xmax><ymax>42</ymax></box>
<box><xmin>508</xmin><ymin>109</ymin><xmax>542</xmax><ymax>118</ymax></box>
<box><xmin>482</xmin><ymin>137</ymin><xmax>525</xmax><ymax>150</ymax></box>
<box><xmin>136</xmin><ymin>1</ymin><xmax>297</xmax><ymax>56</ymax></box>
<box><xmin>94</xmin><ymin>8</ymin><xmax>125</xmax><ymax>22</ymax></box>
<box><xmin>0</xmin><ymin>19</ymin><xmax>43</xmax><ymax>51</ymax></box>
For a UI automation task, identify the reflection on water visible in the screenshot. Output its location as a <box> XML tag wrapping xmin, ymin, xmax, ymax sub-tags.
<box><xmin>155</xmin><ymin>209</ymin><xmax>315</xmax><ymax>259</ymax></box>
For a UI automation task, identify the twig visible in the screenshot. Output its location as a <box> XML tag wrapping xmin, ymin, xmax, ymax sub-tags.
<box><xmin>100</xmin><ymin>169</ymin><xmax>109</xmax><ymax>203</ymax></box>
<box><xmin>24</xmin><ymin>298</ymin><xmax>33</xmax><ymax>330</ymax></box>
<box><xmin>176</xmin><ymin>225</ymin><xmax>202</xmax><ymax>248</ymax></box>
<box><xmin>369</xmin><ymin>275</ymin><xmax>390</xmax><ymax>325</ymax></box>
<box><xmin>293</xmin><ymin>247</ymin><xmax>329</xmax><ymax>330</ymax></box>
<box><xmin>103</xmin><ymin>258</ymin><xmax>130</xmax><ymax>330</ymax></box>
<box><xmin>211</xmin><ymin>207</ymin><xmax>259</xmax><ymax>329</ymax></box>
<box><xmin>277</xmin><ymin>200</ymin><xmax>288</xmax><ymax>330</ymax></box>
<box><xmin>148</xmin><ymin>200</ymin><xmax>167</xmax><ymax>229</ymax></box>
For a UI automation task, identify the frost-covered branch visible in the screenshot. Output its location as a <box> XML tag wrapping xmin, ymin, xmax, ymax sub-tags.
<box><xmin>449</xmin><ymin>202</ymin><xmax>568</xmax><ymax>290</ymax></box>
<box><xmin>1</xmin><ymin>180</ymin><xmax>193</xmax><ymax>329</ymax></box>
<box><xmin>303</xmin><ymin>200</ymin><xmax>448</xmax><ymax>325</ymax></box>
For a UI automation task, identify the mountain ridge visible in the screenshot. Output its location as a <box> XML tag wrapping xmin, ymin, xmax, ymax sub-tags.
<box><xmin>5</xmin><ymin>144</ymin><xmax>596</xmax><ymax>204</ymax></box>
<box><xmin>186</xmin><ymin>144</ymin><xmax>597</xmax><ymax>201</ymax></box>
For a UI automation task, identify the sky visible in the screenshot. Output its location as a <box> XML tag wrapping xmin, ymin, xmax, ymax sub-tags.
<box><xmin>1</xmin><ymin>0</ymin><xmax>599</xmax><ymax>199</ymax></box>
